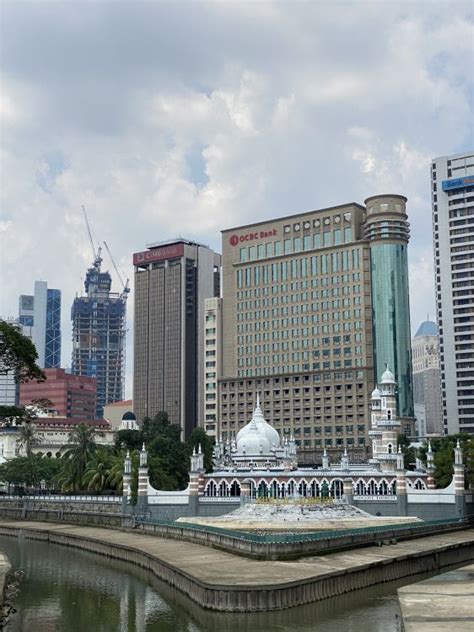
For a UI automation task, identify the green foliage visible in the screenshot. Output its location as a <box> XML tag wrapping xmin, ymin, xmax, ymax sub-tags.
<box><xmin>0</xmin><ymin>406</ymin><xmax>26</xmax><ymax>422</ymax></box>
<box><xmin>0</xmin><ymin>455</ymin><xmax>62</xmax><ymax>490</ymax></box>
<box><xmin>397</xmin><ymin>433</ymin><xmax>417</xmax><ymax>470</ymax></box>
<box><xmin>60</xmin><ymin>424</ymin><xmax>102</xmax><ymax>491</ymax></box>
<box><xmin>186</xmin><ymin>426</ymin><xmax>214</xmax><ymax>472</ymax></box>
<box><xmin>0</xmin><ymin>320</ymin><xmax>45</xmax><ymax>383</ymax></box>
<box><xmin>419</xmin><ymin>434</ymin><xmax>474</xmax><ymax>489</ymax></box>
<box><xmin>146</xmin><ymin>413</ymin><xmax>189</xmax><ymax>490</ymax></box>
<box><xmin>82</xmin><ymin>447</ymin><xmax>124</xmax><ymax>493</ymax></box>
<box><xmin>116</xmin><ymin>429</ymin><xmax>142</xmax><ymax>451</ymax></box>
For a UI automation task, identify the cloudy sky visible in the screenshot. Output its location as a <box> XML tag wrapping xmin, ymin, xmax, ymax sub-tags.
<box><xmin>1</xmin><ymin>0</ymin><xmax>473</xmax><ymax>397</ymax></box>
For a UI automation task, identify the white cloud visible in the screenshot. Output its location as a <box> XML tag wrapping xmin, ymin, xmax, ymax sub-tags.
<box><xmin>0</xmin><ymin>1</ymin><xmax>472</xmax><ymax>397</ymax></box>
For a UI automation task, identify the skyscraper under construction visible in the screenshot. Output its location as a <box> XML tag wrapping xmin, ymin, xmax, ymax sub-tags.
<box><xmin>71</xmin><ymin>253</ymin><xmax>127</xmax><ymax>418</ymax></box>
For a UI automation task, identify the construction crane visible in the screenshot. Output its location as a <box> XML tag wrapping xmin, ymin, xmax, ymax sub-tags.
<box><xmin>103</xmin><ymin>240</ymin><xmax>130</xmax><ymax>300</ymax></box>
<box><xmin>82</xmin><ymin>205</ymin><xmax>102</xmax><ymax>269</ymax></box>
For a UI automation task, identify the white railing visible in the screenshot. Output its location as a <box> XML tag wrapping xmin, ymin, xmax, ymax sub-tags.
<box><xmin>353</xmin><ymin>495</ymin><xmax>397</xmax><ymax>501</ymax></box>
<box><xmin>199</xmin><ymin>497</ymin><xmax>240</xmax><ymax>503</ymax></box>
<box><xmin>3</xmin><ymin>494</ymin><xmax>122</xmax><ymax>503</ymax></box>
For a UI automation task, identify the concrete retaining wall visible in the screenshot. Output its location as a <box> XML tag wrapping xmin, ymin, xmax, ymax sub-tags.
<box><xmin>130</xmin><ymin>519</ymin><xmax>470</xmax><ymax>560</ymax></box>
<box><xmin>0</xmin><ymin>500</ymin><xmax>122</xmax><ymax>528</ymax></box>
<box><xmin>0</xmin><ymin>523</ymin><xmax>473</xmax><ymax>612</ymax></box>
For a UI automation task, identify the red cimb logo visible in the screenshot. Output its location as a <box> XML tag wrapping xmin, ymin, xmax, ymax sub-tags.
<box><xmin>229</xmin><ymin>235</ymin><xmax>239</xmax><ymax>246</ymax></box>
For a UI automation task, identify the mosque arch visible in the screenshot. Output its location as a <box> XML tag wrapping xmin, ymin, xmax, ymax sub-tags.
<box><xmin>204</xmin><ymin>480</ymin><xmax>217</xmax><ymax>497</ymax></box>
<box><xmin>330</xmin><ymin>479</ymin><xmax>344</xmax><ymax>498</ymax></box>
<box><xmin>355</xmin><ymin>479</ymin><xmax>366</xmax><ymax>495</ymax></box>
<box><xmin>367</xmin><ymin>479</ymin><xmax>378</xmax><ymax>495</ymax></box>
<box><xmin>218</xmin><ymin>480</ymin><xmax>229</xmax><ymax>497</ymax></box>
<box><xmin>257</xmin><ymin>480</ymin><xmax>269</xmax><ymax>498</ymax></box>
<box><xmin>298</xmin><ymin>480</ymin><xmax>308</xmax><ymax>497</ymax></box>
<box><xmin>412</xmin><ymin>478</ymin><xmax>426</xmax><ymax>490</ymax></box>
<box><xmin>229</xmin><ymin>480</ymin><xmax>241</xmax><ymax>497</ymax></box>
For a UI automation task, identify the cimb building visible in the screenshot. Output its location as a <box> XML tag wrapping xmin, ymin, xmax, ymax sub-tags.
<box><xmin>218</xmin><ymin>196</ymin><xmax>414</xmax><ymax>463</ymax></box>
<box><xmin>432</xmin><ymin>152</ymin><xmax>474</xmax><ymax>435</ymax></box>
<box><xmin>133</xmin><ymin>240</ymin><xmax>221</xmax><ymax>439</ymax></box>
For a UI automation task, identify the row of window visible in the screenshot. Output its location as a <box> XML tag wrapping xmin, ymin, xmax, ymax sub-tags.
<box><xmin>236</xmin><ymin>250</ymin><xmax>361</xmax><ymax>288</ymax></box>
<box><xmin>239</xmin><ymin>229</ymin><xmax>354</xmax><ymax>262</ymax></box>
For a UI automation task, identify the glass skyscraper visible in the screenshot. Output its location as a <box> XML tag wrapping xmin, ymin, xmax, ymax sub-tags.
<box><xmin>365</xmin><ymin>195</ymin><xmax>414</xmax><ymax>421</ymax></box>
<box><xmin>18</xmin><ymin>281</ymin><xmax>61</xmax><ymax>369</ymax></box>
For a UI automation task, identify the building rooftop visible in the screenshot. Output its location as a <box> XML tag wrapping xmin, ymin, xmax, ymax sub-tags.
<box><xmin>414</xmin><ymin>320</ymin><xmax>438</xmax><ymax>338</ymax></box>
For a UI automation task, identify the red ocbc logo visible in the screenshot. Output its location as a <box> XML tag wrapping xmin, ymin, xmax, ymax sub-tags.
<box><xmin>228</xmin><ymin>228</ymin><xmax>277</xmax><ymax>246</ymax></box>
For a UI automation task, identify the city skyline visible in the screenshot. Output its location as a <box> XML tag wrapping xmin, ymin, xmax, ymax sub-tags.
<box><xmin>1</xmin><ymin>2</ymin><xmax>473</xmax><ymax>398</ymax></box>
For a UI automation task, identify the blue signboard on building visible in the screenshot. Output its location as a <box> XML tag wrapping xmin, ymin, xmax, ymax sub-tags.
<box><xmin>442</xmin><ymin>175</ymin><xmax>474</xmax><ymax>191</ymax></box>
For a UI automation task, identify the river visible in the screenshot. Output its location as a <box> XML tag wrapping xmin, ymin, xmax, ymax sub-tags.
<box><xmin>0</xmin><ymin>533</ymin><xmax>410</xmax><ymax>631</ymax></box>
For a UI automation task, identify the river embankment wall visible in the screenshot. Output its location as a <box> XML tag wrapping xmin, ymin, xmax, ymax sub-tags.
<box><xmin>0</xmin><ymin>521</ymin><xmax>472</xmax><ymax>612</ymax></box>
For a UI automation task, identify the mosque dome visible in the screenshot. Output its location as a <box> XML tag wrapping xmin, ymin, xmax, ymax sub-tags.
<box><xmin>380</xmin><ymin>367</ymin><xmax>396</xmax><ymax>384</ymax></box>
<box><xmin>252</xmin><ymin>398</ymin><xmax>280</xmax><ymax>449</ymax></box>
<box><xmin>371</xmin><ymin>387</ymin><xmax>382</xmax><ymax>399</ymax></box>
<box><xmin>122</xmin><ymin>411</ymin><xmax>136</xmax><ymax>421</ymax></box>
<box><xmin>236</xmin><ymin>395</ymin><xmax>280</xmax><ymax>451</ymax></box>
<box><xmin>238</xmin><ymin>424</ymin><xmax>271</xmax><ymax>456</ymax></box>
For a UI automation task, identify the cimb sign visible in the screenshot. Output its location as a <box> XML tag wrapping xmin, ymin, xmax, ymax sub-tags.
<box><xmin>229</xmin><ymin>228</ymin><xmax>277</xmax><ymax>246</ymax></box>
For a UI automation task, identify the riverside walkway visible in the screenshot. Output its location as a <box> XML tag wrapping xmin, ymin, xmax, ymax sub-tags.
<box><xmin>398</xmin><ymin>562</ymin><xmax>474</xmax><ymax>631</ymax></box>
<box><xmin>0</xmin><ymin>520</ymin><xmax>473</xmax><ymax>612</ymax></box>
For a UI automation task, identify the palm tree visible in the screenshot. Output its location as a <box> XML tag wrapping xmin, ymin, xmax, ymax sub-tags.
<box><xmin>82</xmin><ymin>448</ymin><xmax>124</xmax><ymax>493</ymax></box>
<box><xmin>18</xmin><ymin>421</ymin><xmax>42</xmax><ymax>458</ymax></box>
<box><xmin>61</xmin><ymin>423</ymin><xmax>102</xmax><ymax>492</ymax></box>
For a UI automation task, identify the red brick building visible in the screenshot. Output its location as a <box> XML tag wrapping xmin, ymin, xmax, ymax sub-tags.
<box><xmin>20</xmin><ymin>369</ymin><xmax>97</xmax><ymax>420</ymax></box>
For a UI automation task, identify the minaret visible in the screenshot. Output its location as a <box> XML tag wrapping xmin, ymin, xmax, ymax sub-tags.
<box><xmin>453</xmin><ymin>439</ymin><xmax>466</xmax><ymax>519</ymax></box>
<box><xmin>122</xmin><ymin>450</ymin><xmax>132</xmax><ymax>507</ymax></box>
<box><xmin>396</xmin><ymin>445</ymin><xmax>407</xmax><ymax>515</ymax></box>
<box><xmin>426</xmin><ymin>441</ymin><xmax>435</xmax><ymax>489</ymax></box>
<box><xmin>137</xmin><ymin>443</ymin><xmax>148</xmax><ymax>512</ymax></box>
<box><xmin>322</xmin><ymin>447</ymin><xmax>329</xmax><ymax>469</ymax></box>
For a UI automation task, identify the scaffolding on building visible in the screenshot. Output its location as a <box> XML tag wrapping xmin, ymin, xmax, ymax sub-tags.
<box><xmin>71</xmin><ymin>208</ymin><xmax>128</xmax><ymax>418</ymax></box>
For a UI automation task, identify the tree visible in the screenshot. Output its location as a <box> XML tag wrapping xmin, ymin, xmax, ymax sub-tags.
<box><xmin>397</xmin><ymin>433</ymin><xmax>417</xmax><ymax>470</ymax></box>
<box><xmin>61</xmin><ymin>424</ymin><xmax>102</xmax><ymax>491</ymax></box>
<box><xmin>144</xmin><ymin>412</ymin><xmax>189</xmax><ymax>490</ymax></box>
<box><xmin>0</xmin><ymin>320</ymin><xmax>45</xmax><ymax>383</ymax></box>
<box><xmin>18</xmin><ymin>420</ymin><xmax>43</xmax><ymax>458</ymax></box>
<box><xmin>187</xmin><ymin>427</ymin><xmax>214</xmax><ymax>472</ymax></box>
<box><xmin>116</xmin><ymin>428</ymin><xmax>142</xmax><ymax>451</ymax></box>
<box><xmin>418</xmin><ymin>433</ymin><xmax>474</xmax><ymax>489</ymax></box>
<box><xmin>81</xmin><ymin>447</ymin><xmax>123</xmax><ymax>493</ymax></box>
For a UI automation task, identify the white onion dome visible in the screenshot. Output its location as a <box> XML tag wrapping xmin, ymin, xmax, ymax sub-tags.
<box><xmin>371</xmin><ymin>387</ymin><xmax>382</xmax><ymax>399</ymax></box>
<box><xmin>237</xmin><ymin>419</ymin><xmax>271</xmax><ymax>456</ymax></box>
<box><xmin>252</xmin><ymin>399</ymin><xmax>280</xmax><ymax>449</ymax></box>
<box><xmin>380</xmin><ymin>367</ymin><xmax>396</xmax><ymax>384</ymax></box>
<box><xmin>235</xmin><ymin>395</ymin><xmax>280</xmax><ymax>450</ymax></box>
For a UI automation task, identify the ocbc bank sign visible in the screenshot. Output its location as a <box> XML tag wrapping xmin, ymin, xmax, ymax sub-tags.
<box><xmin>229</xmin><ymin>228</ymin><xmax>277</xmax><ymax>247</ymax></box>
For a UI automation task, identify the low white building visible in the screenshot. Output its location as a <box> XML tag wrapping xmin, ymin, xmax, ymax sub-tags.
<box><xmin>0</xmin><ymin>416</ymin><xmax>115</xmax><ymax>463</ymax></box>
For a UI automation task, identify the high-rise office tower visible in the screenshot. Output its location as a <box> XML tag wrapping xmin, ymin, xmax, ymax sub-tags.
<box><xmin>364</xmin><ymin>195</ymin><xmax>413</xmax><ymax>421</ymax></box>
<box><xmin>412</xmin><ymin>320</ymin><xmax>443</xmax><ymax>436</ymax></box>
<box><xmin>203</xmin><ymin>297</ymin><xmax>223</xmax><ymax>438</ymax></box>
<box><xmin>18</xmin><ymin>280</ymin><xmax>61</xmax><ymax>368</ymax></box>
<box><xmin>71</xmin><ymin>256</ymin><xmax>127</xmax><ymax>418</ymax></box>
<box><xmin>219</xmin><ymin>196</ymin><xmax>414</xmax><ymax>463</ymax></box>
<box><xmin>133</xmin><ymin>239</ymin><xmax>221</xmax><ymax>438</ymax></box>
<box><xmin>431</xmin><ymin>152</ymin><xmax>474</xmax><ymax>434</ymax></box>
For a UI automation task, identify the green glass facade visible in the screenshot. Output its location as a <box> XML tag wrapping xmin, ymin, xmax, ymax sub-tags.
<box><xmin>370</xmin><ymin>243</ymin><xmax>414</xmax><ymax>418</ymax></box>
